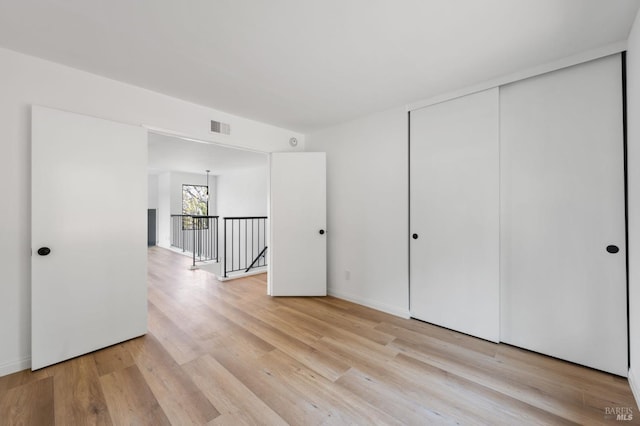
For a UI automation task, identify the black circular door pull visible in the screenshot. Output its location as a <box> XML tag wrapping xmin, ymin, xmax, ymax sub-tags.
<box><xmin>606</xmin><ymin>245</ymin><xmax>619</xmax><ymax>254</ymax></box>
<box><xmin>319</xmin><ymin>229</ymin><xmax>325</xmax><ymax>235</ymax></box>
<box><xmin>37</xmin><ymin>247</ymin><xmax>51</xmax><ymax>256</ymax></box>
<box><xmin>412</xmin><ymin>234</ymin><xmax>418</xmax><ymax>240</ymax></box>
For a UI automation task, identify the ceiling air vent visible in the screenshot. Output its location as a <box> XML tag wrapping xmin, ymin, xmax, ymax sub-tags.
<box><xmin>210</xmin><ymin>120</ymin><xmax>231</xmax><ymax>135</ymax></box>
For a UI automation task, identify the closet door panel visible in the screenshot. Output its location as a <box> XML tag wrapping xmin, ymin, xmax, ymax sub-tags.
<box><xmin>410</xmin><ymin>88</ymin><xmax>500</xmax><ymax>342</ymax></box>
<box><xmin>500</xmin><ymin>55</ymin><xmax>627</xmax><ymax>376</ymax></box>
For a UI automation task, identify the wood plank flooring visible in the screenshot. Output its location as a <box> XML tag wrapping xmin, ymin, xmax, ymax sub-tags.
<box><xmin>1</xmin><ymin>246</ymin><xmax>638</xmax><ymax>425</ymax></box>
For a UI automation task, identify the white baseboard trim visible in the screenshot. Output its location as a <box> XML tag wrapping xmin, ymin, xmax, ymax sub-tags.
<box><xmin>0</xmin><ymin>356</ymin><xmax>31</xmax><ymax>377</ymax></box>
<box><xmin>157</xmin><ymin>244</ymin><xmax>191</xmax><ymax>257</ymax></box>
<box><xmin>328</xmin><ymin>288</ymin><xmax>410</xmax><ymax>319</ymax></box>
<box><xmin>217</xmin><ymin>267</ymin><xmax>268</xmax><ymax>282</ymax></box>
<box><xmin>629</xmin><ymin>367</ymin><xmax>640</xmax><ymax>408</ymax></box>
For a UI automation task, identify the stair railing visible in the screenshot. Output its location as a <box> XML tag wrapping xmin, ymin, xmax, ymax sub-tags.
<box><xmin>223</xmin><ymin>216</ymin><xmax>268</xmax><ymax>278</ymax></box>
<box><xmin>170</xmin><ymin>214</ymin><xmax>219</xmax><ymax>267</ymax></box>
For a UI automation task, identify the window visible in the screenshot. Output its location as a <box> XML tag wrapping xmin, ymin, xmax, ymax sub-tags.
<box><xmin>182</xmin><ymin>184</ymin><xmax>208</xmax><ymax>229</ymax></box>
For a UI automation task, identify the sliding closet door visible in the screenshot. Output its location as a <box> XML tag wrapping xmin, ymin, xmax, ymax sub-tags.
<box><xmin>410</xmin><ymin>88</ymin><xmax>500</xmax><ymax>342</ymax></box>
<box><xmin>500</xmin><ymin>55</ymin><xmax>627</xmax><ymax>376</ymax></box>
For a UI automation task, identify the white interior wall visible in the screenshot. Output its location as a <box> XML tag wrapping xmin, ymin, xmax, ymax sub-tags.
<box><xmin>148</xmin><ymin>174</ymin><xmax>159</xmax><ymax>209</ymax></box>
<box><xmin>216</xmin><ymin>165</ymin><xmax>268</xmax><ymax>219</ymax></box>
<box><xmin>157</xmin><ymin>173</ymin><xmax>171</xmax><ymax>248</ymax></box>
<box><xmin>306</xmin><ymin>107</ymin><xmax>409</xmax><ymax>317</ymax></box>
<box><xmin>626</xmin><ymin>8</ymin><xmax>640</xmax><ymax>403</ymax></box>
<box><xmin>148</xmin><ymin>173</ymin><xmax>159</xmax><ymax>246</ymax></box>
<box><xmin>0</xmin><ymin>46</ymin><xmax>303</xmax><ymax>376</ymax></box>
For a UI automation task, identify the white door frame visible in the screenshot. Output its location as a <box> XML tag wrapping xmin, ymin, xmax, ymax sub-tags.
<box><xmin>143</xmin><ymin>125</ymin><xmax>289</xmax><ymax>293</ymax></box>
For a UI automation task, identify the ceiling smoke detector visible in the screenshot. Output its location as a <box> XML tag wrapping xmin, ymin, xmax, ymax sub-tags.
<box><xmin>289</xmin><ymin>137</ymin><xmax>298</xmax><ymax>147</ymax></box>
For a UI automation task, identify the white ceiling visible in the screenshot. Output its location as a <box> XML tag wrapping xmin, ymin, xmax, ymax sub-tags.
<box><xmin>148</xmin><ymin>132</ymin><xmax>267</xmax><ymax>176</ymax></box>
<box><xmin>0</xmin><ymin>0</ymin><xmax>639</xmax><ymax>132</ymax></box>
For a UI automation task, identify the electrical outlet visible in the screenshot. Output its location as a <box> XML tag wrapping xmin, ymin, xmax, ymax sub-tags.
<box><xmin>345</xmin><ymin>270</ymin><xmax>351</xmax><ymax>280</ymax></box>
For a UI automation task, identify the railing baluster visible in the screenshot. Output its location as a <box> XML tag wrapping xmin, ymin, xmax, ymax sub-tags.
<box><xmin>245</xmin><ymin>219</ymin><xmax>247</xmax><ymax>271</ymax></box>
<box><xmin>224</xmin><ymin>218</ymin><xmax>228</xmax><ymax>278</ymax></box>
<box><xmin>259</xmin><ymin>218</ymin><xmax>262</xmax><ymax>266</ymax></box>
<box><xmin>170</xmin><ymin>214</ymin><xmax>219</xmax><ymax>266</ymax></box>
<box><xmin>192</xmin><ymin>217</ymin><xmax>196</xmax><ymax>267</ymax></box>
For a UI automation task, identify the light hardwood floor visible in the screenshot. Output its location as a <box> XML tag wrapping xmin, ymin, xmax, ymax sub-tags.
<box><xmin>1</xmin><ymin>246</ymin><xmax>638</xmax><ymax>425</ymax></box>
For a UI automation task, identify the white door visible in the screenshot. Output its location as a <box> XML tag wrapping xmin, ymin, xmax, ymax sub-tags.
<box><xmin>32</xmin><ymin>106</ymin><xmax>148</xmax><ymax>370</ymax></box>
<box><xmin>269</xmin><ymin>152</ymin><xmax>326</xmax><ymax>296</ymax></box>
<box><xmin>500</xmin><ymin>55</ymin><xmax>627</xmax><ymax>376</ymax></box>
<box><xmin>410</xmin><ymin>88</ymin><xmax>500</xmax><ymax>342</ymax></box>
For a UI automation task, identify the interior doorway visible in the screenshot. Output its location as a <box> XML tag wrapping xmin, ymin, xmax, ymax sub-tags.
<box><xmin>147</xmin><ymin>130</ymin><xmax>269</xmax><ymax>280</ymax></box>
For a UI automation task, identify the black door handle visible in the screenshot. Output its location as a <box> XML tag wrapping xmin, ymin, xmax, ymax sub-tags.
<box><xmin>606</xmin><ymin>245</ymin><xmax>619</xmax><ymax>254</ymax></box>
<box><xmin>319</xmin><ymin>229</ymin><xmax>325</xmax><ymax>235</ymax></box>
<box><xmin>37</xmin><ymin>247</ymin><xmax>51</xmax><ymax>256</ymax></box>
<box><xmin>412</xmin><ymin>234</ymin><xmax>418</xmax><ymax>240</ymax></box>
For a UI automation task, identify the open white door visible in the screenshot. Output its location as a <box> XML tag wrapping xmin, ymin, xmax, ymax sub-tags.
<box><xmin>269</xmin><ymin>152</ymin><xmax>326</xmax><ymax>296</ymax></box>
<box><xmin>32</xmin><ymin>106</ymin><xmax>147</xmax><ymax>370</ymax></box>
